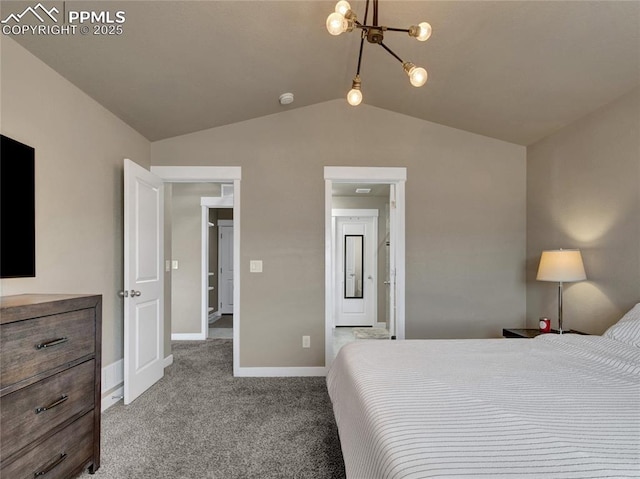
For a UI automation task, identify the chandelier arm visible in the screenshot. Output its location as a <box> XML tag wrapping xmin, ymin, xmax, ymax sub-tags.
<box><xmin>385</xmin><ymin>27</ymin><xmax>411</xmax><ymax>33</ymax></box>
<box><xmin>379</xmin><ymin>41</ymin><xmax>404</xmax><ymax>63</ymax></box>
<box><xmin>355</xmin><ymin>25</ymin><xmax>410</xmax><ymax>32</ymax></box>
<box><xmin>373</xmin><ymin>0</ymin><xmax>378</xmax><ymax>26</ymax></box>
<box><xmin>356</xmin><ymin>34</ymin><xmax>366</xmax><ymax>75</ymax></box>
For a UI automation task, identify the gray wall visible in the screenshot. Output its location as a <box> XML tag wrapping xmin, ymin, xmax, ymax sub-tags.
<box><xmin>151</xmin><ymin>100</ymin><xmax>527</xmax><ymax>367</ymax></box>
<box><xmin>171</xmin><ymin>183</ymin><xmax>221</xmax><ymax>334</ymax></box>
<box><xmin>526</xmin><ymin>87</ymin><xmax>640</xmax><ymax>333</ymax></box>
<box><xmin>0</xmin><ymin>39</ymin><xmax>151</xmax><ymax>368</ymax></box>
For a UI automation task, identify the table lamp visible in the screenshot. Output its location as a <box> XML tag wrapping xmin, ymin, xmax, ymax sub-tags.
<box><xmin>536</xmin><ymin>249</ymin><xmax>586</xmax><ymax>334</ymax></box>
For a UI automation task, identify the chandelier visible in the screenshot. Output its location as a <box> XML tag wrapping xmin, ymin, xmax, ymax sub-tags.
<box><xmin>326</xmin><ymin>0</ymin><xmax>432</xmax><ymax>106</ymax></box>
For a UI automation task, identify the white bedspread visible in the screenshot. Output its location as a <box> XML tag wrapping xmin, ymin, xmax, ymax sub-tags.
<box><xmin>327</xmin><ymin>335</ymin><xmax>640</xmax><ymax>478</ymax></box>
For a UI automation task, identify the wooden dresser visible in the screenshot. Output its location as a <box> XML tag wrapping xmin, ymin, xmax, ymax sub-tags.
<box><xmin>0</xmin><ymin>294</ymin><xmax>101</xmax><ymax>478</ymax></box>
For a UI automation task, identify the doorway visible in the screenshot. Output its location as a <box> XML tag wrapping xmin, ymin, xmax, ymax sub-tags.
<box><xmin>324</xmin><ymin>167</ymin><xmax>406</xmax><ymax>368</ymax></box>
<box><xmin>151</xmin><ymin>166</ymin><xmax>242</xmax><ymax>377</ymax></box>
<box><xmin>201</xmin><ymin>203</ymin><xmax>233</xmax><ymax>339</ymax></box>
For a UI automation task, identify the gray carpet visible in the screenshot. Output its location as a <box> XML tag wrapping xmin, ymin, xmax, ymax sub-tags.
<box><xmin>81</xmin><ymin>340</ymin><xmax>345</xmax><ymax>479</ymax></box>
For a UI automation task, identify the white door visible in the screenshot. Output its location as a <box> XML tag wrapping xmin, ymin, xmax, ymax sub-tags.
<box><xmin>334</xmin><ymin>215</ymin><xmax>377</xmax><ymax>326</ymax></box>
<box><xmin>123</xmin><ymin>159</ymin><xmax>164</xmax><ymax>405</ymax></box>
<box><xmin>218</xmin><ymin>223</ymin><xmax>233</xmax><ymax>314</ymax></box>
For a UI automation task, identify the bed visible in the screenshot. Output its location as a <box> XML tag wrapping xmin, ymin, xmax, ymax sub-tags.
<box><xmin>327</xmin><ymin>305</ymin><xmax>640</xmax><ymax>478</ymax></box>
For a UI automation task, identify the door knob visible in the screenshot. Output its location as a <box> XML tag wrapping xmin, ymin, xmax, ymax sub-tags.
<box><xmin>130</xmin><ymin>290</ymin><xmax>142</xmax><ymax>297</ymax></box>
<box><xmin>384</xmin><ymin>281</ymin><xmax>391</xmax><ymax>285</ymax></box>
<box><xmin>118</xmin><ymin>290</ymin><xmax>129</xmax><ymax>298</ymax></box>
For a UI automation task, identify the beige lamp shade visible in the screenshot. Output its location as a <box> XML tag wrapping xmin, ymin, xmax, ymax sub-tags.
<box><xmin>536</xmin><ymin>249</ymin><xmax>587</xmax><ymax>282</ymax></box>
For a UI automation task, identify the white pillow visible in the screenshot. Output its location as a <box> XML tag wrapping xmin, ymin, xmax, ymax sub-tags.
<box><xmin>603</xmin><ymin>303</ymin><xmax>640</xmax><ymax>347</ymax></box>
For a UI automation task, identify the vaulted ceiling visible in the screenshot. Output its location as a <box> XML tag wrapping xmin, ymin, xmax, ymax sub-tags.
<box><xmin>4</xmin><ymin>1</ymin><xmax>640</xmax><ymax>145</ymax></box>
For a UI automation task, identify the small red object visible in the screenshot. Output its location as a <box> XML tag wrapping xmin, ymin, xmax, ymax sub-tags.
<box><xmin>539</xmin><ymin>318</ymin><xmax>551</xmax><ymax>333</ymax></box>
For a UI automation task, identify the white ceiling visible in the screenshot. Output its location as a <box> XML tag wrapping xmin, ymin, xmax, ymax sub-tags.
<box><xmin>4</xmin><ymin>1</ymin><xmax>640</xmax><ymax>145</ymax></box>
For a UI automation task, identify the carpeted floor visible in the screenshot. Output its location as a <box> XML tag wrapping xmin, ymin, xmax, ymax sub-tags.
<box><xmin>80</xmin><ymin>340</ymin><xmax>346</xmax><ymax>479</ymax></box>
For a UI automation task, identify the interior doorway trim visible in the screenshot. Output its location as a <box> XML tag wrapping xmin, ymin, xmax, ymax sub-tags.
<box><xmin>151</xmin><ymin>166</ymin><xmax>242</xmax><ymax>376</ymax></box>
<box><xmin>201</xmin><ymin>198</ymin><xmax>233</xmax><ymax>343</ymax></box>
<box><xmin>324</xmin><ymin>166</ymin><xmax>407</xmax><ymax>369</ymax></box>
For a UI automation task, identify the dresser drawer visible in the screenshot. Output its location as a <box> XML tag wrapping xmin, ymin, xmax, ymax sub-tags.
<box><xmin>1</xmin><ymin>411</ymin><xmax>94</xmax><ymax>479</ymax></box>
<box><xmin>1</xmin><ymin>360</ymin><xmax>95</xmax><ymax>461</ymax></box>
<box><xmin>0</xmin><ymin>308</ymin><xmax>95</xmax><ymax>389</ymax></box>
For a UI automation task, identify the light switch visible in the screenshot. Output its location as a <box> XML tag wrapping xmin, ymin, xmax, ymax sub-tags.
<box><xmin>172</xmin><ymin>260</ymin><xmax>179</xmax><ymax>270</ymax></box>
<box><xmin>250</xmin><ymin>260</ymin><xmax>263</xmax><ymax>273</ymax></box>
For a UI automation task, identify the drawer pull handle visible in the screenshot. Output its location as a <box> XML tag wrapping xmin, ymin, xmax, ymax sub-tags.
<box><xmin>35</xmin><ymin>337</ymin><xmax>68</xmax><ymax>350</ymax></box>
<box><xmin>35</xmin><ymin>395</ymin><xmax>68</xmax><ymax>414</ymax></box>
<box><xmin>34</xmin><ymin>453</ymin><xmax>67</xmax><ymax>477</ymax></box>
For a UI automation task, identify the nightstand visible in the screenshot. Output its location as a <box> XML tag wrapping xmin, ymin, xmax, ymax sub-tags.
<box><xmin>502</xmin><ymin>328</ymin><xmax>588</xmax><ymax>338</ymax></box>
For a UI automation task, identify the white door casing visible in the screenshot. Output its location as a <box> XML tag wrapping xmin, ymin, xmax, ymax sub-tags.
<box><xmin>152</xmin><ymin>166</ymin><xmax>241</xmax><ymax>376</ymax></box>
<box><xmin>218</xmin><ymin>221</ymin><xmax>234</xmax><ymax>314</ymax></box>
<box><xmin>123</xmin><ymin>159</ymin><xmax>164</xmax><ymax>405</ymax></box>
<box><xmin>333</xmin><ymin>212</ymin><xmax>378</xmax><ymax>326</ymax></box>
<box><xmin>201</xmin><ymin>194</ymin><xmax>233</xmax><ymax>340</ymax></box>
<box><xmin>388</xmin><ymin>184</ymin><xmax>397</xmax><ymax>338</ymax></box>
<box><xmin>324</xmin><ymin>166</ymin><xmax>407</xmax><ymax>369</ymax></box>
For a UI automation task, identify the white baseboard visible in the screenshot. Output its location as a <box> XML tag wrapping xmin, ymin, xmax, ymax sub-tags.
<box><xmin>101</xmin><ymin>358</ymin><xmax>124</xmax><ymax>412</ymax></box>
<box><xmin>101</xmin><ymin>358</ymin><xmax>123</xmax><ymax>394</ymax></box>
<box><xmin>171</xmin><ymin>332</ymin><xmax>206</xmax><ymax>340</ymax></box>
<box><xmin>101</xmin><ymin>385</ymin><xmax>123</xmax><ymax>412</ymax></box>
<box><xmin>234</xmin><ymin>366</ymin><xmax>327</xmax><ymax>377</ymax></box>
<box><xmin>208</xmin><ymin>311</ymin><xmax>222</xmax><ymax>323</ymax></box>
<box><xmin>101</xmin><ymin>355</ymin><xmax>174</xmax><ymax>411</ymax></box>
<box><xmin>164</xmin><ymin>354</ymin><xmax>174</xmax><ymax>368</ymax></box>
<box><xmin>375</xmin><ymin>322</ymin><xmax>387</xmax><ymax>329</ymax></box>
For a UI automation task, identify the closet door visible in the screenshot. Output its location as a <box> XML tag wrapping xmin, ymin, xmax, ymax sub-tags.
<box><xmin>218</xmin><ymin>223</ymin><xmax>234</xmax><ymax>314</ymax></box>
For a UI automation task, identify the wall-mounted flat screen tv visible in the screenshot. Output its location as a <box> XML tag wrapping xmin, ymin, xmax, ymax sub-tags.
<box><xmin>1</xmin><ymin>135</ymin><xmax>36</xmax><ymax>278</ymax></box>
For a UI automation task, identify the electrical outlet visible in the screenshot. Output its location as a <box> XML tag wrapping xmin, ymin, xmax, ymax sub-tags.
<box><xmin>302</xmin><ymin>336</ymin><xmax>310</xmax><ymax>348</ymax></box>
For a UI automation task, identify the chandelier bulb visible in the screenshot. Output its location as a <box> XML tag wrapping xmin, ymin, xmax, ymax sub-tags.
<box><xmin>327</xmin><ymin>10</ymin><xmax>355</xmax><ymax>35</ymax></box>
<box><xmin>326</xmin><ymin>12</ymin><xmax>352</xmax><ymax>35</ymax></box>
<box><xmin>347</xmin><ymin>76</ymin><xmax>363</xmax><ymax>106</ymax></box>
<box><xmin>347</xmin><ymin>89</ymin><xmax>363</xmax><ymax>106</ymax></box>
<box><xmin>403</xmin><ymin>62</ymin><xmax>428</xmax><ymax>87</ymax></box>
<box><xmin>335</xmin><ymin>1</ymin><xmax>351</xmax><ymax>16</ymax></box>
<box><xmin>411</xmin><ymin>22</ymin><xmax>432</xmax><ymax>42</ymax></box>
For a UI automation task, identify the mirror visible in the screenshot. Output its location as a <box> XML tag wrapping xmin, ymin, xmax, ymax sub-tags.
<box><xmin>344</xmin><ymin>235</ymin><xmax>364</xmax><ymax>299</ymax></box>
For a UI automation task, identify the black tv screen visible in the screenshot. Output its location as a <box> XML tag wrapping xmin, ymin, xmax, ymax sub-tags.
<box><xmin>1</xmin><ymin>135</ymin><xmax>35</xmax><ymax>278</ymax></box>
